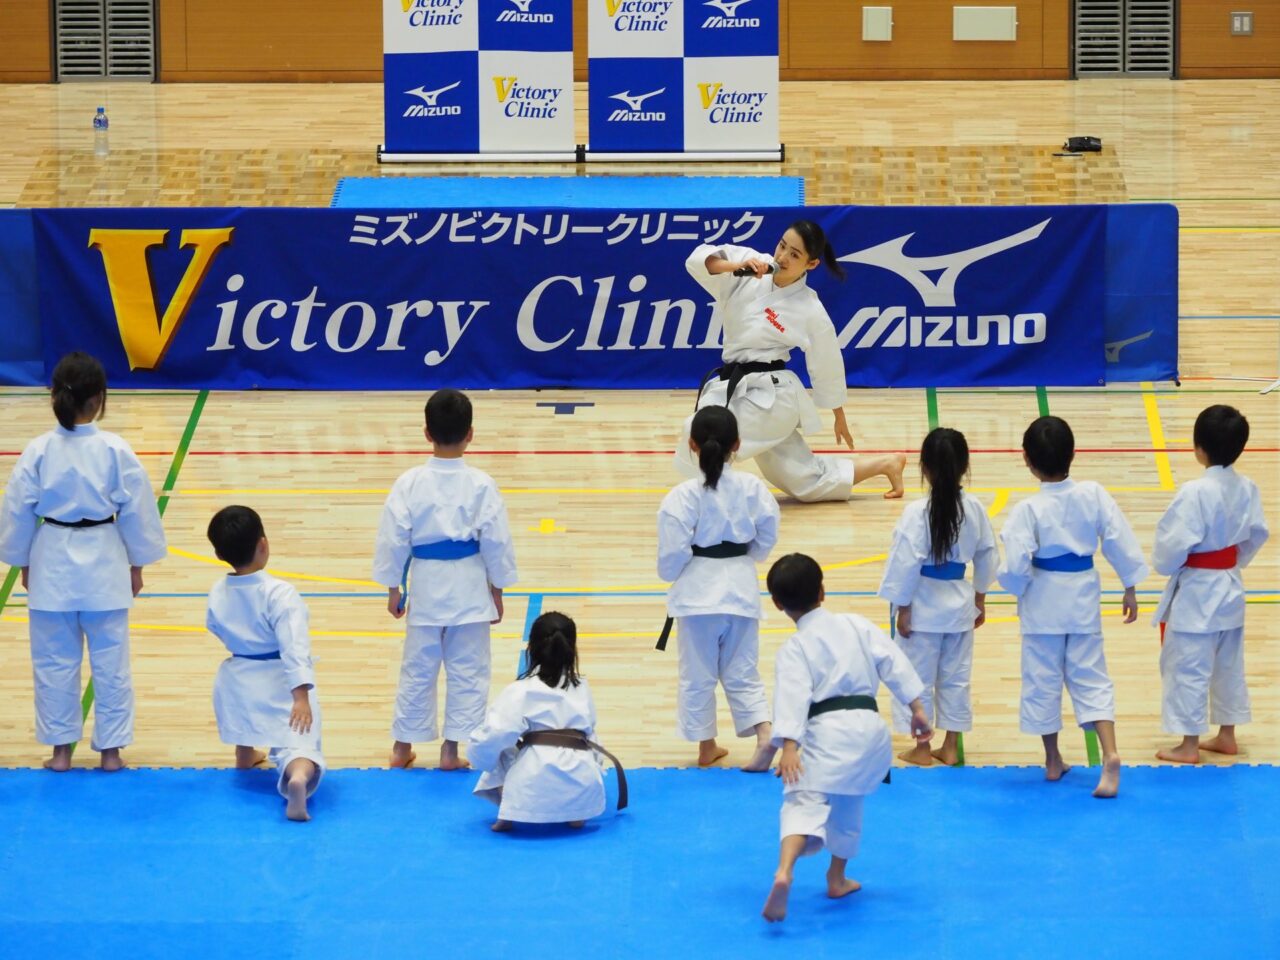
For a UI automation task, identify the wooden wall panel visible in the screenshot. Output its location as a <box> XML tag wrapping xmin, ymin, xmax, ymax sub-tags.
<box><xmin>1180</xmin><ymin>0</ymin><xmax>1280</xmax><ymax>78</ymax></box>
<box><xmin>159</xmin><ymin>0</ymin><xmax>380</xmax><ymax>81</ymax></box>
<box><xmin>0</xmin><ymin>0</ymin><xmax>51</xmax><ymax>82</ymax></box>
<box><xmin>787</xmin><ymin>1</ymin><xmax>1069</xmax><ymax>79</ymax></box>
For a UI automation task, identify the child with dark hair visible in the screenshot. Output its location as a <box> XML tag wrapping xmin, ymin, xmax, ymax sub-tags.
<box><xmin>373</xmin><ymin>389</ymin><xmax>518</xmax><ymax>772</ymax></box>
<box><xmin>0</xmin><ymin>352</ymin><xmax>166</xmax><ymax>772</ymax></box>
<box><xmin>206</xmin><ymin>505</ymin><xmax>324</xmax><ymax>821</ymax></box>
<box><xmin>676</xmin><ymin>220</ymin><xmax>905</xmax><ymax>503</ymax></box>
<box><xmin>878</xmin><ymin>428</ymin><xmax>997</xmax><ymax>765</ymax></box>
<box><xmin>658</xmin><ymin>405</ymin><xmax>780</xmax><ymax>770</ymax></box>
<box><xmin>998</xmin><ymin>416</ymin><xmax>1147</xmax><ymax>798</ymax></box>
<box><xmin>762</xmin><ymin>554</ymin><xmax>930</xmax><ymax>923</ymax></box>
<box><xmin>470</xmin><ymin>612</ymin><xmax>615</xmax><ymax>831</ymax></box>
<box><xmin>1152</xmin><ymin>405</ymin><xmax>1269</xmax><ymax>763</ymax></box>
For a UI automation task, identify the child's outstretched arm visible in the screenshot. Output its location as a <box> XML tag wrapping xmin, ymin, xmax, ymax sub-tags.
<box><xmin>372</xmin><ymin>478</ymin><xmax>414</xmax><ymax>618</ymax></box>
<box><xmin>868</xmin><ymin>624</ymin><xmax>926</xmax><ymax>709</ymax></box>
<box><xmin>1098</xmin><ymin>486</ymin><xmax>1150</xmax><ymax>590</ymax></box>
<box><xmin>1239</xmin><ymin>484</ymin><xmax>1270</xmax><ymax>568</ymax></box>
<box><xmin>996</xmin><ymin>504</ymin><xmax>1037</xmax><ymax>598</ymax></box>
<box><xmin>656</xmin><ymin>497</ymin><xmax>696</xmax><ymax>583</ymax></box>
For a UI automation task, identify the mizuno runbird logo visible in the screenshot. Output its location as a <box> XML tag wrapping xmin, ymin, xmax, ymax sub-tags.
<box><xmin>837</xmin><ymin>220</ymin><xmax>1050</xmax><ymax>308</ymax></box>
<box><xmin>610</xmin><ymin>88</ymin><xmax>664</xmax><ymax>111</ymax></box>
<box><xmin>704</xmin><ymin>0</ymin><xmax>752</xmax><ymax>15</ymax></box>
<box><xmin>405</xmin><ymin>82</ymin><xmax>460</xmax><ymax>106</ymax></box>
<box><xmin>507</xmin><ymin>0</ymin><xmax>534</xmax><ymax>10</ymax></box>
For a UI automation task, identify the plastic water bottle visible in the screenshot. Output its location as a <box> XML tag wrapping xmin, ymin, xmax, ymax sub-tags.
<box><xmin>93</xmin><ymin>106</ymin><xmax>109</xmax><ymax>156</ymax></box>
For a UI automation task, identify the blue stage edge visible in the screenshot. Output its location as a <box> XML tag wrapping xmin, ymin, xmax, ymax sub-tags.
<box><xmin>0</xmin><ymin>765</ymin><xmax>1274</xmax><ymax>959</ymax></box>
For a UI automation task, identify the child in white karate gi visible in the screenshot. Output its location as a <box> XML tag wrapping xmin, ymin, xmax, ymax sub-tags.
<box><xmin>470</xmin><ymin>611</ymin><xmax>609</xmax><ymax>832</ymax></box>
<box><xmin>206</xmin><ymin>506</ymin><xmax>324</xmax><ymax>821</ymax></box>
<box><xmin>658</xmin><ymin>405</ymin><xmax>780</xmax><ymax>770</ymax></box>
<box><xmin>0</xmin><ymin>352</ymin><xmax>166</xmax><ymax>772</ymax></box>
<box><xmin>373</xmin><ymin>389</ymin><xmax>518</xmax><ymax>771</ymax></box>
<box><xmin>1152</xmin><ymin>405</ymin><xmax>1269</xmax><ymax>764</ymax></box>
<box><xmin>998</xmin><ymin>416</ymin><xmax>1147</xmax><ymax>799</ymax></box>
<box><xmin>762</xmin><ymin>553</ymin><xmax>931</xmax><ymax>924</ymax></box>
<box><xmin>878</xmin><ymin>427</ymin><xmax>997</xmax><ymax>766</ymax></box>
<box><xmin>677</xmin><ymin>220</ymin><xmax>905</xmax><ymax>502</ymax></box>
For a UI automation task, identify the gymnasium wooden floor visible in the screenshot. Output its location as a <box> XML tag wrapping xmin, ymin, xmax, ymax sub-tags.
<box><xmin>0</xmin><ymin>79</ymin><xmax>1276</xmax><ymax>772</ymax></box>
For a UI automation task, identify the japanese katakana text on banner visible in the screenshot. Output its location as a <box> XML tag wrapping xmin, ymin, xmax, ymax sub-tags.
<box><xmin>29</xmin><ymin>204</ymin><xmax>1178</xmax><ymax>391</ymax></box>
<box><xmin>383</xmin><ymin>0</ymin><xmax>574</xmax><ymax>156</ymax></box>
<box><xmin>587</xmin><ymin>0</ymin><xmax>780</xmax><ymax>154</ymax></box>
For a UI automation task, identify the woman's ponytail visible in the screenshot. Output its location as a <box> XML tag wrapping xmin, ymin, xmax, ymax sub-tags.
<box><xmin>789</xmin><ymin>219</ymin><xmax>846</xmax><ymax>281</ymax></box>
<box><xmin>521</xmin><ymin>611</ymin><xmax>581</xmax><ymax>689</ymax></box>
<box><xmin>690</xmin><ymin>405</ymin><xmax>738</xmax><ymax>490</ymax></box>
<box><xmin>49</xmin><ymin>352</ymin><xmax>107</xmax><ymax>431</ymax></box>
<box><xmin>920</xmin><ymin>427</ymin><xmax>970</xmax><ymax>565</ymax></box>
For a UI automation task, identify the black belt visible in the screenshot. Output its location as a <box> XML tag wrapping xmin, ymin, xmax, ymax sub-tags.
<box><xmin>40</xmin><ymin>515</ymin><xmax>115</xmax><ymax>528</ymax></box>
<box><xmin>518</xmin><ymin>729</ymin><xmax>628</xmax><ymax>811</ymax></box>
<box><xmin>695</xmin><ymin>359</ymin><xmax>787</xmax><ymax>409</ymax></box>
<box><xmin>657</xmin><ymin>542</ymin><xmax>752</xmax><ymax>651</ymax></box>
<box><xmin>808</xmin><ymin>694</ymin><xmax>879</xmax><ymax>718</ymax></box>
<box><xmin>807</xmin><ymin>695</ymin><xmax>889</xmax><ymax>783</ymax></box>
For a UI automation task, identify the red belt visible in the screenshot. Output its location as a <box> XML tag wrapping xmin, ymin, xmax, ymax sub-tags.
<box><xmin>1160</xmin><ymin>545</ymin><xmax>1241</xmax><ymax>645</ymax></box>
<box><xmin>1184</xmin><ymin>545</ymin><xmax>1238</xmax><ymax>569</ymax></box>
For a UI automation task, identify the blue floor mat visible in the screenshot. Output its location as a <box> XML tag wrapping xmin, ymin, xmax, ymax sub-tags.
<box><xmin>0</xmin><ymin>765</ymin><xmax>1276</xmax><ymax>959</ymax></box>
<box><xmin>331</xmin><ymin>175</ymin><xmax>804</xmax><ymax>209</ymax></box>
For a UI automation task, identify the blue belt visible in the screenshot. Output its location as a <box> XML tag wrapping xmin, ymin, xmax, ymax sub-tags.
<box><xmin>411</xmin><ymin>539</ymin><xmax>481</xmax><ymax>561</ymax></box>
<box><xmin>1032</xmin><ymin>553</ymin><xmax>1094</xmax><ymax>572</ymax></box>
<box><xmin>400</xmin><ymin>539</ymin><xmax>481</xmax><ymax>612</ymax></box>
<box><xmin>234</xmin><ymin>651</ymin><xmax>281</xmax><ymax>661</ymax></box>
<box><xmin>920</xmin><ymin>561</ymin><xmax>966</xmax><ymax>580</ymax></box>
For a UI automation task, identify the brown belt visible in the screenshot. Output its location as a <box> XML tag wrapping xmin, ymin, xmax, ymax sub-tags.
<box><xmin>518</xmin><ymin>729</ymin><xmax>629</xmax><ymax>811</ymax></box>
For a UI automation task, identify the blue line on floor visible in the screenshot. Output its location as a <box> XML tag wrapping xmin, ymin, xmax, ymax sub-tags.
<box><xmin>518</xmin><ymin>593</ymin><xmax>543</xmax><ymax>678</ymax></box>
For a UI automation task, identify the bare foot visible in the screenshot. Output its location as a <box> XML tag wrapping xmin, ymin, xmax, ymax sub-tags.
<box><xmin>1156</xmin><ymin>744</ymin><xmax>1201</xmax><ymax>764</ymax></box>
<box><xmin>1045</xmin><ymin>756</ymin><xmax>1071</xmax><ymax>781</ymax></box>
<box><xmin>698</xmin><ymin>745</ymin><xmax>730</xmax><ymax>767</ymax></box>
<box><xmin>491</xmin><ymin>820</ymin><xmax>513</xmax><ymax>833</ymax></box>
<box><xmin>1200</xmin><ymin>733</ymin><xmax>1238</xmax><ymax>755</ymax></box>
<box><xmin>389</xmin><ymin>743</ymin><xmax>416</xmax><ymax>769</ymax></box>
<box><xmin>439</xmin><ymin>741</ymin><xmax>471</xmax><ymax>771</ymax></box>
<box><xmin>827</xmin><ymin>877</ymin><xmax>862</xmax><ymax>899</ymax></box>
<box><xmin>285</xmin><ymin>774</ymin><xmax>310</xmax><ymax>822</ymax></box>
<box><xmin>99</xmin><ymin>748</ymin><xmax>126</xmax><ymax>772</ymax></box>
<box><xmin>742</xmin><ymin>742</ymin><xmax>777</xmax><ymax>773</ymax></box>
<box><xmin>567</xmin><ymin>820</ymin><xmax>585</xmax><ymax>829</ymax></box>
<box><xmin>1092</xmin><ymin>754</ymin><xmax>1121</xmax><ymax>799</ymax></box>
<box><xmin>235</xmin><ymin>747</ymin><xmax>267</xmax><ymax>770</ymax></box>
<box><xmin>883</xmin><ymin>454</ymin><xmax>907</xmax><ymax>499</ymax></box>
<box><xmin>899</xmin><ymin>743</ymin><xmax>935</xmax><ymax>766</ymax></box>
<box><xmin>931</xmin><ymin>745</ymin><xmax>960</xmax><ymax>766</ymax></box>
<box><xmin>43</xmin><ymin>745</ymin><xmax>72</xmax><ymax>773</ymax></box>
<box><xmin>762</xmin><ymin>875</ymin><xmax>792</xmax><ymax>923</ymax></box>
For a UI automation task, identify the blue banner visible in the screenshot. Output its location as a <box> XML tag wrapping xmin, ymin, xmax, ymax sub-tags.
<box><xmin>25</xmin><ymin>204</ymin><xmax>1173</xmax><ymax>391</ymax></box>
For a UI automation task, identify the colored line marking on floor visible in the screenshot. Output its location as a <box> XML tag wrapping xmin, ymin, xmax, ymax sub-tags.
<box><xmin>925</xmin><ymin>387</ymin><xmax>940</xmax><ymax>431</ymax></box>
<box><xmin>75</xmin><ymin>389</ymin><xmax>209</xmax><ymax>750</ymax></box>
<box><xmin>1140</xmin><ymin>382</ymin><xmax>1177</xmax><ymax>491</ymax></box>
<box><xmin>1035</xmin><ymin>386</ymin><xmax>1050</xmax><ymax>418</ymax></box>
<box><xmin>535</xmin><ymin>402</ymin><xmax>595</xmax><ymax>415</ymax></box>
<box><xmin>528</xmin><ymin>518</ymin><xmax>565</xmax><ymax>534</ymax></box>
<box><xmin>518</xmin><ymin>594</ymin><xmax>543</xmax><ymax>678</ymax></box>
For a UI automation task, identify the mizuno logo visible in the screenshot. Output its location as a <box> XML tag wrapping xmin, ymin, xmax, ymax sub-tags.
<box><xmin>405</xmin><ymin>82</ymin><xmax>460</xmax><ymax>106</ymax></box>
<box><xmin>704</xmin><ymin>0</ymin><xmax>752</xmax><ymax>15</ymax></box>
<box><xmin>508</xmin><ymin>0</ymin><xmax>534</xmax><ymax>10</ymax></box>
<box><xmin>1104</xmin><ymin>330</ymin><xmax>1152</xmax><ymax>362</ymax></box>
<box><xmin>838</xmin><ymin>219</ymin><xmax>1051</xmax><ymax>308</ymax></box>
<box><xmin>610</xmin><ymin>88</ymin><xmax>664</xmax><ymax>111</ymax></box>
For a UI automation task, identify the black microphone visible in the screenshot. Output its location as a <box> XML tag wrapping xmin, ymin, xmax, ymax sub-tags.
<box><xmin>732</xmin><ymin>263</ymin><xmax>775</xmax><ymax>277</ymax></box>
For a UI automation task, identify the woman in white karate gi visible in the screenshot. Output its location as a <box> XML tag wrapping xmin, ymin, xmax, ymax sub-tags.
<box><xmin>658</xmin><ymin>405</ymin><xmax>780</xmax><ymax>771</ymax></box>
<box><xmin>762</xmin><ymin>553</ymin><xmax>930</xmax><ymax>924</ymax></box>
<box><xmin>206</xmin><ymin>506</ymin><xmax>325</xmax><ymax>822</ymax></box>
<box><xmin>997</xmin><ymin>416</ymin><xmax>1148</xmax><ymax>799</ymax></box>
<box><xmin>470</xmin><ymin>612</ymin><xmax>607</xmax><ymax>831</ymax></box>
<box><xmin>0</xmin><ymin>352</ymin><xmax>166</xmax><ymax>772</ymax></box>
<box><xmin>878</xmin><ymin>428</ymin><xmax>997</xmax><ymax>766</ymax></box>
<box><xmin>678</xmin><ymin>219</ymin><xmax>905</xmax><ymax>502</ymax></box>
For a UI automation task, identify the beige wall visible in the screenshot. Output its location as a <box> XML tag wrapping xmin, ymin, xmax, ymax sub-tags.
<box><xmin>1180</xmin><ymin>0</ymin><xmax>1280</xmax><ymax>78</ymax></box>
<box><xmin>788</xmin><ymin>1</ymin><xmax>1069</xmax><ymax>79</ymax></box>
<box><xmin>0</xmin><ymin>0</ymin><xmax>51</xmax><ymax>82</ymax></box>
<box><xmin>3</xmin><ymin>1</ymin><xmax>1274</xmax><ymax>84</ymax></box>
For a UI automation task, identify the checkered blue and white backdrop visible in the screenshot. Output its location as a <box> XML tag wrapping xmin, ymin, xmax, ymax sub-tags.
<box><xmin>587</xmin><ymin>0</ymin><xmax>780</xmax><ymax>159</ymax></box>
<box><xmin>382</xmin><ymin>0</ymin><xmax>576</xmax><ymax>161</ymax></box>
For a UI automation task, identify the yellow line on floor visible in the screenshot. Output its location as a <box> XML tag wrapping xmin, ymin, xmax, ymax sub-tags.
<box><xmin>1141</xmin><ymin>382</ymin><xmax>1177</xmax><ymax>491</ymax></box>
